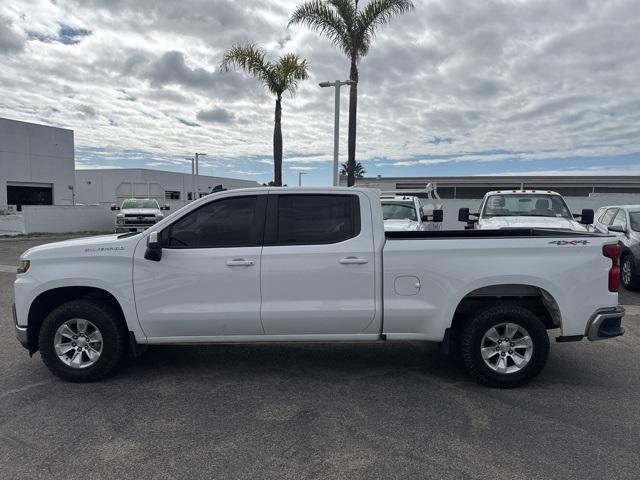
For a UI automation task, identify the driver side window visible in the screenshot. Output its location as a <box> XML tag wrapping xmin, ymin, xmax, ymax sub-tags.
<box><xmin>161</xmin><ymin>196</ymin><xmax>261</xmax><ymax>248</ymax></box>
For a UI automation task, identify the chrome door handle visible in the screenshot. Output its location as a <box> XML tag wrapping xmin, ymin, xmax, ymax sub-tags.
<box><xmin>339</xmin><ymin>257</ymin><xmax>368</xmax><ymax>265</ymax></box>
<box><xmin>226</xmin><ymin>259</ymin><xmax>255</xmax><ymax>267</ymax></box>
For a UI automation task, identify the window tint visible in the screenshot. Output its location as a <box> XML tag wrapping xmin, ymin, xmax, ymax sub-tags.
<box><xmin>482</xmin><ymin>194</ymin><xmax>572</xmax><ymax>218</ymax></box>
<box><xmin>611</xmin><ymin>209</ymin><xmax>627</xmax><ymax>228</ymax></box>
<box><xmin>122</xmin><ymin>199</ymin><xmax>160</xmax><ymax>209</ymax></box>
<box><xmin>274</xmin><ymin>195</ymin><xmax>359</xmax><ymax>245</ymax></box>
<box><xmin>382</xmin><ymin>202</ymin><xmax>417</xmax><ymax>221</ymax></box>
<box><xmin>601</xmin><ymin>208</ymin><xmax>617</xmax><ymax>226</ymax></box>
<box><xmin>163</xmin><ymin>196</ymin><xmax>259</xmax><ymax>248</ymax></box>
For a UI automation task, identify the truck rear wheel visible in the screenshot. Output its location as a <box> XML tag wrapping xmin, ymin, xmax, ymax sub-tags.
<box><xmin>39</xmin><ymin>300</ymin><xmax>128</xmax><ymax>382</ymax></box>
<box><xmin>460</xmin><ymin>304</ymin><xmax>550</xmax><ymax>388</ymax></box>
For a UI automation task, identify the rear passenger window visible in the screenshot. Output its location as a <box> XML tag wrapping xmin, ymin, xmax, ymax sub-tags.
<box><xmin>274</xmin><ymin>195</ymin><xmax>360</xmax><ymax>245</ymax></box>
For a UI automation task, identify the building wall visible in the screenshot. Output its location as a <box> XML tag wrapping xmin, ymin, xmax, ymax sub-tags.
<box><xmin>0</xmin><ymin>118</ymin><xmax>75</xmax><ymax>208</ymax></box>
<box><xmin>75</xmin><ymin>168</ymin><xmax>260</xmax><ymax>207</ymax></box>
<box><xmin>349</xmin><ymin>176</ymin><xmax>640</xmax><ymax>199</ymax></box>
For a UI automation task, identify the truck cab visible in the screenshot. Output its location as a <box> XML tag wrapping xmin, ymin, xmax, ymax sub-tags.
<box><xmin>459</xmin><ymin>190</ymin><xmax>594</xmax><ymax>231</ymax></box>
<box><xmin>111</xmin><ymin>198</ymin><xmax>170</xmax><ymax>233</ymax></box>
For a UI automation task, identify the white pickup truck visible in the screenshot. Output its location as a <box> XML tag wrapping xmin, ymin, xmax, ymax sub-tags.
<box><xmin>13</xmin><ymin>187</ymin><xmax>624</xmax><ymax>387</ymax></box>
<box><xmin>459</xmin><ymin>190</ymin><xmax>594</xmax><ymax>231</ymax></box>
<box><xmin>111</xmin><ymin>198</ymin><xmax>170</xmax><ymax>234</ymax></box>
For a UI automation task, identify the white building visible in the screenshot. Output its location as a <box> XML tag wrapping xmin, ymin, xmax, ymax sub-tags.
<box><xmin>0</xmin><ymin>117</ymin><xmax>75</xmax><ymax>210</ymax></box>
<box><xmin>75</xmin><ymin>168</ymin><xmax>260</xmax><ymax>207</ymax></box>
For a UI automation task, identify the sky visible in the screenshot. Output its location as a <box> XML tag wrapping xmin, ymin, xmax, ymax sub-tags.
<box><xmin>0</xmin><ymin>0</ymin><xmax>639</xmax><ymax>186</ymax></box>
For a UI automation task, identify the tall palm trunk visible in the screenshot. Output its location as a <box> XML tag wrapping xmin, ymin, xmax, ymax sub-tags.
<box><xmin>273</xmin><ymin>94</ymin><xmax>283</xmax><ymax>186</ymax></box>
<box><xmin>347</xmin><ymin>58</ymin><xmax>359</xmax><ymax>187</ymax></box>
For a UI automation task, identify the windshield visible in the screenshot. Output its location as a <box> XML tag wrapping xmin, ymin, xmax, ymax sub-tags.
<box><xmin>382</xmin><ymin>202</ymin><xmax>417</xmax><ymax>221</ymax></box>
<box><xmin>630</xmin><ymin>212</ymin><xmax>640</xmax><ymax>232</ymax></box>
<box><xmin>121</xmin><ymin>199</ymin><xmax>160</xmax><ymax>209</ymax></box>
<box><xmin>482</xmin><ymin>194</ymin><xmax>572</xmax><ymax>219</ymax></box>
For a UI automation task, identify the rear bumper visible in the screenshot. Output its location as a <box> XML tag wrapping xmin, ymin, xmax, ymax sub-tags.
<box><xmin>13</xmin><ymin>304</ymin><xmax>29</xmax><ymax>349</ymax></box>
<box><xmin>586</xmin><ymin>306</ymin><xmax>625</xmax><ymax>341</ymax></box>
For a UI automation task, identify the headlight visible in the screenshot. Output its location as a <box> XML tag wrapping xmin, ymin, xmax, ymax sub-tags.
<box><xmin>116</xmin><ymin>218</ymin><xmax>124</xmax><ymax>224</ymax></box>
<box><xmin>156</xmin><ymin>214</ymin><xmax>164</xmax><ymax>220</ymax></box>
<box><xmin>17</xmin><ymin>259</ymin><xmax>30</xmax><ymax>274</ymax></box>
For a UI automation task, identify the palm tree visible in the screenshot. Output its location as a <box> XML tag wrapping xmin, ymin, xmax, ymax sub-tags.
<box><xmin>289</xmin><ymin>0</ymin><xmax>414</xmax><ymax>186</ymax></box>
<box><xmin>339</xmin><ymin>161</ymin><xmax>365</xmax><ymax>178</ymax></box>
<box><xmin>221</xmin><ymin>44</ymin><xmax>309</xmax><ymax>186</ymax></box>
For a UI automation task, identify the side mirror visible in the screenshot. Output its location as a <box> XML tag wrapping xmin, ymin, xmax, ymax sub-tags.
<box><xmin>576</xmin><ymin>209</ymin><xmax>594</xmax><ymax>225</ymax></box>
<box><xmin>458</xmin><ymin>208</ymin><xmax>470</xmax><ymax>223</ymax></box>
<box><xmin>421</xmin><ymin>209</ymin><xmax>444</xmax><ymax>223</ymax></box>
<box><xmin>161</xmin><ymin>205</ymin><xmax>170</xmax><ymax>211</ymax></box>
<box><xmin>144</xmin><ymin>231</ymin><xmax>162</xmax><ymax>261</ymax></box>
<box><xmin>110</xmin><ymin>204</ymin><xmax>120</xmax><ymax>211</ymax></box>
<box><xmin>608</xmin><ymin>225</ymin><xmax>627</xmax><ymax>234</ymax></box>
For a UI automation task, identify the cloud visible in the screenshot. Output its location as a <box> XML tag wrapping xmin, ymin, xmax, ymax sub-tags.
<box><xmin>0</xmin><ymin>0</ymin><xmax>638</xmax><ymax>185</ymax></box>
<box><xmin>0</xmin><ymin>16</ymin><xmax>24</xmax><ymax>54</ymax></box>
<box><xmin>177</xmin><ymin>117</ymin><xmax>200</xmax><ymax>127</ymax></box>
<box><xmin>76</xmin><ymin>104</ymin><xmax>98</xmax><ymax>118</ymax></box>
<box><xmin>196</xmin><ymin>107</ymin><xmax>235</xmax><ymax>124</ymax></box>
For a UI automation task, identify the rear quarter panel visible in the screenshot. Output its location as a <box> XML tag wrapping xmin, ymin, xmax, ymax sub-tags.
<box><xmin>382</xmin><ymin>235</ymin><xmax>618</xmax><ymax>340</ymax></box>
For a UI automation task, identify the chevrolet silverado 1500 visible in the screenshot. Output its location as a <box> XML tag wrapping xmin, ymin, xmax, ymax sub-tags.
<box><xmin>14</xmin><ymin>187</ymin><xmax>624</xmax><ymax>387</ymax></box>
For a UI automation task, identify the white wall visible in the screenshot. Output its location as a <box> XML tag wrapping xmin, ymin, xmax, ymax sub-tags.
<box><xmin>0</xmin><ymin>215</ymin><xmax>25</xmax><ymax>235</ymax></box>
<box><xmin>21</xmin><ymin>205</ymin><xmax>113</xmax><ymax>234</ymax></box>
<box><xmin>0</xmin><ymin>118</ymin><xmax>75</xmax><ymax>208</ymax></box>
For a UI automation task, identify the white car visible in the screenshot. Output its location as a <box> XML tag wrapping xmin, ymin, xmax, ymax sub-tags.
<box><xmin>111</xmin><ymin>198</ymin><xmax>170</xmax><ymax>234</ymax></box>
<box><xmin>14</xmin><ymin>187</ymin><xmax>623</xmax><ymax>388</ymax></box>
<box><xmin>459</xmin><ymin>190</ymin><xmax>594</xmax><ymax>231</ymax></box>
<box><xmin>381</xmin><ymin>195</ymin><xmax>442</xmax><ymax>231</ymax></box>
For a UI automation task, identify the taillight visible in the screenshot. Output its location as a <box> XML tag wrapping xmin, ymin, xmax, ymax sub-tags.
<box><xmin>603</xmin><ymin>243</ymin><xmax>621</xmax><ymax>292</ymax></box>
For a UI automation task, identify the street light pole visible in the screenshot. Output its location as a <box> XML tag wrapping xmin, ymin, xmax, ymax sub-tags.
<box><xmin>298</xmin><ymin>171</ymin><xmax>307</xmax><ymax>186</ymax></box>
<box><xmin>319</xmin><ymin>80</ymin><xmax>355</xmax><ymax>187</ymax></box>
<box><xmin>195</xmin><ymin>152</ymin><xmax>207</xmax><ymax>199</ymax></box>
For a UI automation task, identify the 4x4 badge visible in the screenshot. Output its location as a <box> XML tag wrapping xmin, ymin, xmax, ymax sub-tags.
<box><xmin>548</xmin><ymin>240</ymin><xmax>590</xmax><ymax>246</ymax></box>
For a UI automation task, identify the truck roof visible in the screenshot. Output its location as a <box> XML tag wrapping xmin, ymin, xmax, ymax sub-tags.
<box><xmin>484</xmin><ymin>189</ymin><xmax>562</xmax><ymax>196</ymax></box>
<box><xmin>380</xmin><ymin>195</ymin><xmax>417</xmax><ymax>202</ymax></box>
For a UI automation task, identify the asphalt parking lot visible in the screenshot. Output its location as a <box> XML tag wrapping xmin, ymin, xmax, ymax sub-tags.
<box><xmin>1</xmin><ymin>235</ymin><xmax>639</xmax><ymax>479</ymax></box>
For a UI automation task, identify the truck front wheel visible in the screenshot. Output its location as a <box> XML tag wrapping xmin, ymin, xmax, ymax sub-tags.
<box><xmin>39</xmin><ymin>300</ymin><xmax>128</xmax><ymax>382</ymax></box>
<box><xmin>460</xmin><ymin>304</ymin><xmax>550</xmax><ymax>388</ymax></box>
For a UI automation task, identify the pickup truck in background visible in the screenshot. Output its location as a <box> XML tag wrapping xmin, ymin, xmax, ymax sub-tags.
<box><xmin>380</xmin><ymin>194</ymin><xmax>443</xmax><ymax>231</ymax></box>
<box><xmin>111</xmin><ymin>198</ymin><xmax>170</xmax><ymax>233</ymax></box>
<box><xmin>459</xmin><ymin>190</ymin><xmax>594</xmax><ymax>231</ymax></box>
<box><xmin>14</xmin><ymin>187</ymin><xmax>624</xmax><ymax>387</ymax></box>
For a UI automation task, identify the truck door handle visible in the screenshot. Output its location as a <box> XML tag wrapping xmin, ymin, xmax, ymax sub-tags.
<box><xmin>226</xmin><ymin>259</ymin><xmax>254</xmax><ymax>267</ymax></box>
<box><xmin>339</xmin><ymin>257</ymin><xmax>368</xmax><ymax>265</ymax></box>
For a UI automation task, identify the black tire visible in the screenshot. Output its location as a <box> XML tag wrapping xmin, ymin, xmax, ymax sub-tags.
<box><xmin>621</xmin><ymin>255</ymin><xmax>640</xmax><ymax>291</ymax></box>
<box><xmin>39</xmin><ymin>299</ymin><xmax>128</xmax><ymax>382</ymax></box>
<box><xmin>460</xmin><ymin>304</ymin><xmax>550</xmax><ymax>388</ymax></box>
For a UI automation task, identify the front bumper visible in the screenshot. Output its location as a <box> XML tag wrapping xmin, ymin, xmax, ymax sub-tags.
<box><xmin>13</xmin><ymin>304</ymin><xmax>29</xmax><ymax>349</ymax></box>
<box><xmin>586</xmin><ymin>306</ymin><xmax>625</xmax><ymax>341</ymax></box>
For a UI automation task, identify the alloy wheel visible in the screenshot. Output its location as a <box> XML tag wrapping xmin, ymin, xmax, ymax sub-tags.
<box><xmin>54</xmin><ymin>318</ymin><xmax>103</xmax><ymax>369</ymax></box>
<box><xmin>480</xmin><ymin>322</ymin><xmax>533</xmax><ymax>374</ymax></box>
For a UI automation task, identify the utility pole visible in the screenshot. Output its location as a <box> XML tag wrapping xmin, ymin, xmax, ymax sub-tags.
<box><xmin>298</xmin><ymin>171</ymin><xmax>307</xmax><ymax>186</ymax></box>
<box><xmin>319</xmin><ymin>80</ymin><xmax>355</xmax><ymax>186</ymax></box>
<box><xmin>195</xmin><ymin>152</ymin><xmax>207</xmax><ymax>199</ymax></box>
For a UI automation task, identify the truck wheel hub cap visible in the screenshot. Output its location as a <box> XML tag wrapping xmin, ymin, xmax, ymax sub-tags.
<box><xmin>54</xmin><ymin>318</ymin><xmax>103</xmax><ymax>369</ymax></box>
<box><xmin>480</xmin><ymin>322</ymin><xmax>533</xmax><ymax>374</ymax></box>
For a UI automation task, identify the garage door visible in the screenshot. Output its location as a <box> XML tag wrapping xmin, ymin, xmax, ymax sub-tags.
<box><xmin>7</xmin><ymin>182</ymin><xmax>53</xmax><ymax>211</ymax></box>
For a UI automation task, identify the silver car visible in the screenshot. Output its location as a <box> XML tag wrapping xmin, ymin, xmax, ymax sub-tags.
<box><xmin>593</xmin><ymin>205</ymin><xmax>640</xmax><ymax>290</ymax></box>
